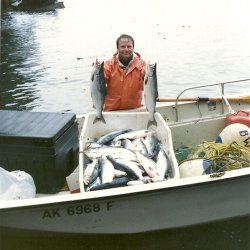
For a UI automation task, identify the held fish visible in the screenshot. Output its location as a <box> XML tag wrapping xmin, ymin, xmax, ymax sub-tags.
<box><xmin>144</xmin><ymin>62</ymin><xmax>158</xmax><ymax>128</ymax></box>
<box><xmin>90</xmin><ymin>60</ymin><xmax>106</xmax><ymax>124</ymax></box>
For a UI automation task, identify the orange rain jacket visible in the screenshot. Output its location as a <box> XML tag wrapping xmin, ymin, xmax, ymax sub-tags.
<box><xmin>103</xmin><ymin>52</ymin><xmax>146</xmax><ymax>111</ymax></box>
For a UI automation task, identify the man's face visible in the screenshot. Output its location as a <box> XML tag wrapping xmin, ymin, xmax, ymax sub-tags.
<box><xmin>117</xmin><ymin>38</ymin><xmax>134</xmax><ymax>61</ymax></box>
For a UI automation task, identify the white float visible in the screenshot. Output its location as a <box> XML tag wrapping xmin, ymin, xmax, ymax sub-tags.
<box><xmin>179</xmin><ymin>159</ymin><xmax>211</xmax><ymax>178</ymax></box>
<box><xmin>216</xmin><ymin>123</ymin><xmax>250</xmax><ymax>147</ymax></box>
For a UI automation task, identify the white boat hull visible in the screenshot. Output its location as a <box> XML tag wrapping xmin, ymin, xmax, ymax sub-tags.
<box><xmin>1</xmin><ymin>168</ymin><xmax>249</xmax><ymax>234</ymax></box>
<box><xmin>1</xmin><ymin>82</ymin><xmax>249</xmax><ymax>234</ymax></box>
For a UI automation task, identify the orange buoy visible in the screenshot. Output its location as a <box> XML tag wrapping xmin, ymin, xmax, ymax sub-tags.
<box><xmin>226</xmin><ymin>110</ymin><xmax>250</xmax><ymax>127</ymax></box>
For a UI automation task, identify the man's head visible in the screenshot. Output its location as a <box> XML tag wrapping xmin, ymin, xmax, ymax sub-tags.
<box><xmin>116</xmin><ymin>34</ymin><xmax>134</xmax><ymax>63</ymax></box>
<box><xmin>116</xmin><ymin>34</ymin><xmax>134</xmax><ymax>48</ymax></box>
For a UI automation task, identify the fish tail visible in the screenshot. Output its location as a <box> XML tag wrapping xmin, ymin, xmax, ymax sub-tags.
<box><xmin>93</xmin><ymin>115</ymin><xmax>106</xmax><ymax>124</ymax></box>
<box><xmin>147</xmin><ymin>116</ymin><xmax>157</xmax><ymax>128</ymax></box>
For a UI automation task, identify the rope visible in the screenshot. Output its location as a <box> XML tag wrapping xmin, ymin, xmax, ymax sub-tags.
<box><xmin>177</xmin><ymin>141</ymin><xmax>250</xmax><ymax>173</ymax></box>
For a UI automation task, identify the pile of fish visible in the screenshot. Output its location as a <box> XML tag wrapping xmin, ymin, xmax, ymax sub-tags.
<box><xmin>82</xmin><ymin>129</ymin><xmax>172</xmax><ymax>191</ymax></box>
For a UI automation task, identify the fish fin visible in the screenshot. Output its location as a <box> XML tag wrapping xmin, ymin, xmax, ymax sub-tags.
<box><xmin>155</xmin><ymin>88</ymin><xmax>159</xmax><ymax>100</ymax></box>
<box><xmin>83</xmin><ymin>179</ymin><xmax>89</xmax><ymax>186</ymax></box>
<box><xmin>100</xmin><ymin>61</ymin><xmax>104</xmax><ymax>70</ymax></box>
<box><xmin>93</xmin><ymin>115</ymin><xmax>106</xmax><ymax>124</ymax></box>
<box><xmin>147</xmin><ymin>116</ymin><xmax>157</xmax><ymax>129</ymax></box>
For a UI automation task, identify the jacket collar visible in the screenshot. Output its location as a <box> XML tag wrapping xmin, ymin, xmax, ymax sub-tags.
<box><xmin>113</xmin><ymin>52</ymin><xmax>141</xmax><ymax>60</ymax></box>
<box><xmin>113</xmin><ymin>52</ymin><xmax>142</xmax><ymax>72</ymax></box>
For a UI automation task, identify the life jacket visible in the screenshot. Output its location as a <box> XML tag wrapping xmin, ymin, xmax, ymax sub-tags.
<box><xmin>103</xmin><ymin>52</ymin><xmax>146</xmax><ymax>111</ymax></box>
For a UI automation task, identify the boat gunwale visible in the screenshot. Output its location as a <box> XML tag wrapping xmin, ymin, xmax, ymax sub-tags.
<box><xmin>1</xmin><ymin>167</ymin><xmax>249</xmax><ymax>211</ymax></box>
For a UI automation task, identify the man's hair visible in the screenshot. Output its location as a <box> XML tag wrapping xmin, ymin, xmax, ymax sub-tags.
<box><xmin>116</xmin><ymin>34</ymin><xmax>134</xmax><ymax>48</ymax></box>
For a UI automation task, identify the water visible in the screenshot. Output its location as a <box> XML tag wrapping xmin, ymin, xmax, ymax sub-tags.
<box><xmin>1</xmin><ymin>0</ymin><xmax>250</xmax><ymax>114</ymax></box>
<box><xmin>1</xmin><ymin>0</ymin><xmax>250</xmax><ymax>249</ymax></box>
<box><xmin>1</xmin><ymin>217</ymin><xmax>249</xmax><ymax>250</ymax></box>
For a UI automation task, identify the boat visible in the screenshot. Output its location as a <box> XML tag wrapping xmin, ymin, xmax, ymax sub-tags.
<box><xmin>0</xmin><ymin>80</ymin><xmax>249</xmax><ymax>234</ymax></box>
<box><xmin>10</xmin><ymin>0</ymin><xmax>65</xmax><ymax>10</ymax></box>
<box><xmin>10</xmin><ymin>0</ymin><xmax>22</xmax><ymax>7</ymax></box>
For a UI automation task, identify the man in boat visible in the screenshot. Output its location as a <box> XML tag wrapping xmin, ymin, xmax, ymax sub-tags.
<box><xmin>103</xmin><ymin>34</ymin><xmax>147</xmax><ymax>111</ymax></box>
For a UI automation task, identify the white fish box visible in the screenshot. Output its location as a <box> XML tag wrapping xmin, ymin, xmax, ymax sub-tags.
<box><xmin>68</xmin><ymin>112</ymin><xmax>180</xmax><ymax>192</ymax></box>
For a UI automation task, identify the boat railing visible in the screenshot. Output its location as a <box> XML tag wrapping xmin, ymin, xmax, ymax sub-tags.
<box><xmin>174</xmin><ymin>78</ymin><xmax>250</xmax><ymax>122</ymax></box>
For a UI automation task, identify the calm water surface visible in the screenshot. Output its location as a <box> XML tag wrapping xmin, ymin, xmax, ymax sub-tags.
<box><xmin>1</xmin><ymin>0</ymin><xmax>250</xmax><ymax>114</ymax></box>
<box><xmin>1</xmin><ymin>0</ymin><xmax>250</xmax><ymax>249</ymax></box>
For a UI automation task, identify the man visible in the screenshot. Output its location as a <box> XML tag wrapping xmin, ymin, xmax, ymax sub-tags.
<box><xmin>103</xmin><ymin>34</ymin><xmax>146</xmax><ymax>111</ymax></box>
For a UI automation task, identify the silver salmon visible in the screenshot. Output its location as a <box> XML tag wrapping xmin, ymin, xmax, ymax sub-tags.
<box><xmin>106</xmin><ymin>155</ymin><xmax>143</xmax><ymax>180</ymax></box>
<box><xmin>89</xmin><ymin>176</ymin><xmax>131</xmax><ymax>191</ymax></box>
<box><xmin>135</xmin><ymin>151</ymin><xmax>157</xmax><ymax>178</ymax></box>
<box><xmin>142</xmin><ymin>134</ymin><xmax>159</xmax><ymax>159</ymax></box>
<box><xmin>132</xmin><ymin>138</ymin><xmax>148</xmax><ymax>156</ymax></box>
<box><xmin>90</xmin><ymin>60</ymin><xmax>106</xmax><ymax>124</ymax></box>
<box><xmin>114</xmin><ymin>169</ymin><xmax>127</xmax><ymax>177</ymax></box>
<box><xmin>113</xmin><ymin>129</ymin><xmax>155</xmax><ymax>142</ymax></box>
<box><xmin>83</xmin><ymin>159</ymin><xmax>99</xmax><ymax>185</ymax></box>
<box><xmin>85</xmin><ymin>146</ymin><xmax>138</xmax><ymax>162</ymax></box>
<box><xmin>156</xmin><ymin>147</ymin><xmax>170</xmax><ymax>180</ymax></box>
<box><xmin>144</xmin><ymin>63</ymin><xmax>158</xmax><ymax>128</ymax></box>
<box><xmin>99</xmin><ymin>156</ymin><xmax>115</xmax><ymax>184</ymax></box>
<box><xmin>97</xmin><ymin>129</ymin><xmax>131</xmax><ymax>145</ymax></box>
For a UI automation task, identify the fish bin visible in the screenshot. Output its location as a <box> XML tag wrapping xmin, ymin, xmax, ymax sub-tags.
<box><xmin>67</xmin><ymin>112</ymin><xmax>180</xmax><ymax>193</ymax></box>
